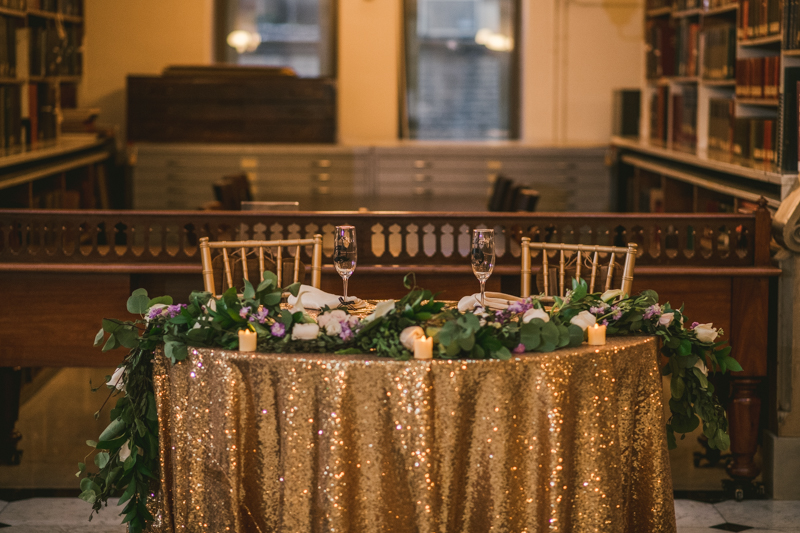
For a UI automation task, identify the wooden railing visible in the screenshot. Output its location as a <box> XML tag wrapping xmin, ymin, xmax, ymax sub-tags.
<box><xmin>0</xmin><ymin>209</ymin><xmax>769</xmax><ymax>271</ymax></box>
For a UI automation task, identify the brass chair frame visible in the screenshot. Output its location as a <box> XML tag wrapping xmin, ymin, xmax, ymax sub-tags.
<box><xmin>199</xmin><ymin>235</ymin><xmax>323</xmax><ymax>298</ymax></box>
<box><xmin>520</xmin><ymin>237</ymin><xmax>638</xmax><ymax>300</ymax></box>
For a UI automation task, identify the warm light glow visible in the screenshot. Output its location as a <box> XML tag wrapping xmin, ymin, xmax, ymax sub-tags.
<box><xmin>474</xmin><ymin>28</ymin><xmax>513</xmax><ymax>52</ymax></box>
<box><xmin>414</xmin><ymin>336</ymin><xmax>433</xmax><ymax>360</ymax></box>
<box><xmin>227</xmin><ymin>30</ymin><xmax>261</xmax><ymax>54</ymax></box>
<box><xmin>588</xmin><ymin>323</ymin><xmax>606</xmax><ymax>346</ymax></box>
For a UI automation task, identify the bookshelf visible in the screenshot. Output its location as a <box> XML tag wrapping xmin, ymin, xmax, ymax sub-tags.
<box><xmin>0</xmin><ymin>0</ymin><xmax>106</xmax><ymax>209</ymax></box>
<box><xmin>0</xmin><ymin>0</ymin><xmax>84</xmax><ymax>155</ymax></box>
<box><xmin>613</xmin><ymin>0</ymin><xmax>800</xmax><ymax>214</ymax></box>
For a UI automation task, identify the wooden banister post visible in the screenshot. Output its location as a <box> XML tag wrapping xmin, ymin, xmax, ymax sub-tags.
<box><xmin>199</xmin><ymin>237</ymin><xmax>216</xmax><ymax>297</ymax></box>
<box><xmin>521</xmin><ymin>237</ymin><xmax>531</xmax><ymax>297</ymax></box>
<box><xmin>754</xmin><ymin>199</ymin><xmax>771</xmax><ymax>267</ymax></box>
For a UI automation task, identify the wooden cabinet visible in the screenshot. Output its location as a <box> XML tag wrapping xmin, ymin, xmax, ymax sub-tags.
<box><xmin>130</xmin><ymin>143</ymin><xmax>610</xmax><ymax>212</ymax></box>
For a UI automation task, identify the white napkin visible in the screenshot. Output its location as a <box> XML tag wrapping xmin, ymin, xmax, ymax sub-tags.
<box><xmin>457</xmin><ymin>292</ymin><xmax>522</xmax><ymax>312</ymax></box>
<box><xmin>287</xmin><ymin>285</ymin><xmax>365</xmax><ymax>310</ymax></box>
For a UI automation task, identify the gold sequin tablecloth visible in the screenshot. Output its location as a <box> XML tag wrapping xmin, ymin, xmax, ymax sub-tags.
<box><xmin>150</xmin><ymin>336</ymin><xmax>675</xmax><ymax>533</ymax></box>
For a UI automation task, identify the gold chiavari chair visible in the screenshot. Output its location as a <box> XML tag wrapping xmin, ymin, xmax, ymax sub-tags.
<box><xmin>520</xmin><ymin>237</ymin><xmax>638</xmax><ymax>301</ymax></box>
<box><xmin>199</xmin><ymin>235</ymin><xmax>323</xmax><ymax>298</ymax></box>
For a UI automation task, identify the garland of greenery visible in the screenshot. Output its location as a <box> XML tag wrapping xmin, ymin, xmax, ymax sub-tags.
<box><xmin>80</xmin><ymin>273</ymin><xmax>739</xmax><ymax>532</ymax></box>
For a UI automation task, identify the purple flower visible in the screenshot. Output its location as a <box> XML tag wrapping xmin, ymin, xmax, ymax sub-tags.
<box><xmin>162</xmin><ymin>304</ymin><xmax>186</xmax><ymax>319</ymax></box>
<box><xmin>146</xmin><ymin>307</ymin><xmax>163</xmax><ymax>320</ymax></box>
<box><xmin>339</xmin><ymin>323</ymin><xmax>354</xmax><ymax>341</ymax></box>
<box><xmin>271</xmin><ymin>322</ymin><xmax>286</xmax><ymax>338</ymax></box>
<box><xmin>643</xmin><ymin>304</ymin><xmax>662</xmax><ymax>320</ymax></box>
<box><xmin>613</xmin><ymin>311</ymin><xmax>623</xmax><ymax>321</ymax></box>
<box><xmin>252</xmin><ymin>308</ymin><xmax>269</xmax><ymax>324</ymax></box>
<box><xmin>589</xmin><ymin>304</ymin><xmax>608</xmax><ymax>315</ymax></box>
<box><xmin>689</xmin><ymin>321</ymin><xmax>700</xmax><ymax>330</ymax></box>
<box><xmin>508</xmin><ymin>301</ymin><xmax>525</xmax><ymax>314</ymax></box>
<box><xmin>513</xmin><ymin>343</ymin><xmax>526</xmax><ymax>354</ymax></box>
<box><xmin>239</xmin><ymin>306</ymin><xmax>251</xmax><ymax>319</ymax></box>
<box><xmin>601</xmin><ymin>319</ymin><xmax>609</xmax><ymax>326</ymax></box>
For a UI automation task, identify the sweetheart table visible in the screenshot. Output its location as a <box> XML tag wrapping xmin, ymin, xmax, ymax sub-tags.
<box><xmin>148</xmin><ymin>336</ymin><xmax>676</xmax><ymax>533</ymax></box>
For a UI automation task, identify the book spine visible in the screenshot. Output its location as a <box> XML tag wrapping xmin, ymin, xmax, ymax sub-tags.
<box><xmin>28</xmin><ymin>82</ymin><xmax>37</xmax><ymax>146</ymax></box>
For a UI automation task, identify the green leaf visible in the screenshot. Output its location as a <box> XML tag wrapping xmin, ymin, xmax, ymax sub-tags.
<box><xmin>118</xmin><ymin>477</ymin><xmax>137</xmax><ymax>505</ymax></box>
<box><xmin>124</xmin><ymin>453</ymin><xmax>137</xmax><ymax>471</ymax></box>
<box><xmin>80</xmin><ymin>477</ymin><xmax>96</xmax><ymax>492</ymax></box>
<box><xmin>127</xmin><ymin>288</ymin><xmax>150</xmax><ymax>315</ymax></box>
<box><xmin>243</xmin><ymin>279</ymin><xmax>256</xmax><ymax>300</ymax></box>
<box><xmin>666</xmin><ymin>424</ymin><xmax>677</xmax><ymax>449</ymax></box>
<box><xmin>102</xmin><ymin>318</ymin><xmax>123</xmax><ymax>333</ymax></box>
<box><xmin>147</xmin><ymin>295</ymin><xmax>173</xmax><ymax>307</ymax></box>
<box><xmin>541</xmin><ymin>322</ymin><xmax>559</xmax><ymax>345</ymax></box>
<box><xmin>102</xmin><ymin>334</ymin><xmax>120</xmax><ymax>352</ymax></box>
<box><xmin>94</xmin><ymin>451</ymin><xmax>110</xmax><ymax>469</ymax></box>
<box><xmin>86</xmin><ymin>439</ymin><xmax>98</xmax><ymax>448</ymax></box>
<box><xmin>457</xmin><ymin>335</ymin><xmax>475</xmax><ymax>351</ymax></box>
<box><xmin>93</xmin><ymin>328</ymin><xmax>105</xmax><ymax>347</ymax></box>
<box><xmin>257</xmin><ymin>271</ymin><xmax>278</xmax><ymax>292</ymax></box>
<box><xmin>678</xmin><ymin>339</ymin><xmax>692</xmax><ymax>357</ymax></box>
<box><xmin>567</xmin><ymin>324</ymin><xmax>584</xmax><ymax>347</ymax></box>
<box><xmin>78</xmin><ymin>489</ymin><xmax>97</xmax><ymax>504</ymax></box>
<box><xmin>116</xmin><ymin>328</ymin><xmax>140</xmax><ymax>350</ymax></box>
<box><xmin>714</xmin><ymin>428</ymin><xmax>731</xmax><ymax>451</ymax></box>
<box><xmin>76</xmin><ymin>462</ymin><xmax>86</xmax><ymax>477</ymax></box>
<box><xmin>97</xmin><ymin>434</ymin><xmax>127</xmax><ymax>451</ymax></box>
<box><xmin>670</xmin><ymin>375</ymin><xmax>685</xmax><ymax>400</ymax></box>
<box><xmin>671</xmin><ymin>413</ymin><xmax>699</xmax><ymax>433</ymax></box>
<box><xmin>284</xmin><ymin>282</ymin><xmax>302</xmax><ymax>297</ymax></box>
<box><xmin>99</xmin><ymin>418</ymin><xmax>126</xmax><ymax>442</ymax></box>
<box><xmin>724</xmin><ymin>356</ymin><xmax>743</xmax><ymax>372</ymax></box>
<box><xmin>165</xmin><ymin>341</ymin><xmax>188</xmax><ymax>363</ymax></box>
<box><xmin>692</xmin><ymin>367</ymin><xmax>709</xmax><ymax>389</ymax></box>
<box><xmin>261</xmin><ymin>291</ymin><xmax>282</xmax><ymax>306</ymax></box>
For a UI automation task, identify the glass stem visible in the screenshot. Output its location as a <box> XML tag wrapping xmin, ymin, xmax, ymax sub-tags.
<box><xmin>480</xmin><ymin>279</ymin><xmax>486</xmax><ymax>308</ymax></box>
<box><xmin>343</xmin><ymin>277</ymin><xmax>348</xmax><ymax>300</ymax></box>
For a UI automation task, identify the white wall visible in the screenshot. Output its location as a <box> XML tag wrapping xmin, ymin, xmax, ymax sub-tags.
<box><xmin>79</xmin><ymin>0</ymin><xmax>642</xmax><ymax>146</ymax></box>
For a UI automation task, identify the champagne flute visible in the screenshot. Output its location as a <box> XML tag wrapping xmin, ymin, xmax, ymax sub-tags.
<box><xmin>471</xmin><ymin>228</ymin><xmax>495</xmax><ymax>308</ymax></box>
<box><xmin>334</xmin><ymin>226</ymin><xmax>357</xmax><ymax>301</ymax></box>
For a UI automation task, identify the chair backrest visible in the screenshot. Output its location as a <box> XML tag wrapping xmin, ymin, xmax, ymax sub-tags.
<box><xmin>514</xmin><ymin>189</ymin><xmax>540</xmax><ymax>212</ymax></box>
<box><xmin>212</xmin><ymin>174</ymin><xmax>253</xmax><ymax>210</ymax></box>
<box><xmin>488</xmin><ymin>175</ymin><xmax>513</xmax><ymax>211</ymax></box>
<box><xmin>199</xmin><ymin>235</ymin><xmax>323</xmax><ymax>298</ymax></box>
<box><xmin>520</xmin><ymin>237</ymin><xmax>638</xmax><ymax>300</ymax></box>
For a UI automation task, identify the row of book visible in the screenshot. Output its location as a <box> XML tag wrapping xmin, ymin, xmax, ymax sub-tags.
<box><xmin>676</xmin><ymin>18</ymin><xmax>700</xmax><ymax>77</ymax></box>
<box><xmin>646</xmin><ymin>18</ymin><xmax>676</xmax><ymax>78</ymax></box>
<box><xmin>27</xmin><ymin>21</ymin><xmax>82</xmax><ymax>77</ymax></box>
<box><xmin>708</xmin><ymin>98</ymin><xmax>778</xmax><ymax>165</ymax></box>
<box><xmin>703</xmin><ymin>22</ymin><xmax>737</xmax><ymax>80</ymax></box>
<box><xmin>0</xmin><ymin>83</ymin><xmax>58</xmax><ymax>149</ymax></box>
<box><xmin>0</xmin><ymin>0</ymin><xmax>26</xmax><ymax>11</ymax></box>
<box><xmin>0</xmin><ymin>15</ymin><xmax>17</xmax><ymax>78</ymax></box>
<box><xmin>785</xmin><ymin>0</ymin><xmax>800</xmax><ymax>48</ymax></box>
<box><xmin>735</xmin><ymin>56</ymin><xmax>780</xmax><ymax>98</ymax></box>
<box><xmin>738</xmin><ymin>0</ymin><xmax>782</xmax><ymax>40</ymax></box>
<box><xmin>646</xmin><ymin>0</ymin><xmax>738</xmax><ymax>10</ymax></box>
<box><xmin>672</xmin><ymin>86</ymin><xmax>698</xmax><ymax>151</ymax></box>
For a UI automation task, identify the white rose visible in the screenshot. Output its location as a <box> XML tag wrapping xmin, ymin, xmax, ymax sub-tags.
<box><xmin>399</xmin><ymin>326</ymin><xmax>425</xmax><ymax>351</ymax></box>
<box><xmin>324</xmin><ymin>320</ymin><xmax>342</xmax><ymax>336</ymax></box>
<box><xmin>317</xmin><ymin>313</ymin><xmax>332</xmax><ymax>328</ymax></box>
<box><xmin>329</xmin><ymin>310</ymin><xmax>348</xmax><ymax>322</ymax></box>
<box><xmin>106</xmin><ymin>366</ymin><xmax>126</xmax><ymax>393</ymax></box>
<box><xmin>694</xmin><ymin>357</ymin><xmax>708</xmax><ymax>377</ymax></box>
<box><xmin>362</xmin><ymin>300</ymin><xmax>396</xmax><ymax>323</ymax></box>
<box><xmin>601</xmin><ymin>289</ymin><xmax>623</xmax><ymax>302</ymax></box>
<box><xmin>694</xmin><ymin>323</ymin><xmax>718</xmax><ymax>343</ymax></box>
<box><xmin>348</xmin><ymin>315</ymin><xmax>360</xmax><ymax>327</ymax></box>
<box><xmin>206</xmin><ymin>298</ymin><xmax>217</xmax><ymax>313</ymax></box>
<box><xmin>292</xmin><ymin>323</ymin><xmax>320</xmax><ymax>340</ymax></box>
<box><xmin>119</xmin><ymin>441</ymin><xmax>131</xmax><ymax>461</ymax></box>
<box><xmin>570</xmin><ymin>310</ymin><xmax>597</xmax><ymax>331</ymax></box>
<box><xmin>522</xmin><ymin>308</ymin><xmax>550</xmax><ymax>324</ymax></box>
<box><xmin>659</xmin><ymin>313</ymin><xmax>675</xmax><ymax>327</ymax></box>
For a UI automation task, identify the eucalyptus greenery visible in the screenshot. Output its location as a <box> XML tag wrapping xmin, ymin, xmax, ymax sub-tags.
<box><xmin>82</xmin><ymin>274</ymin><xmax>738</xmax><ymax>531</ymax></box>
